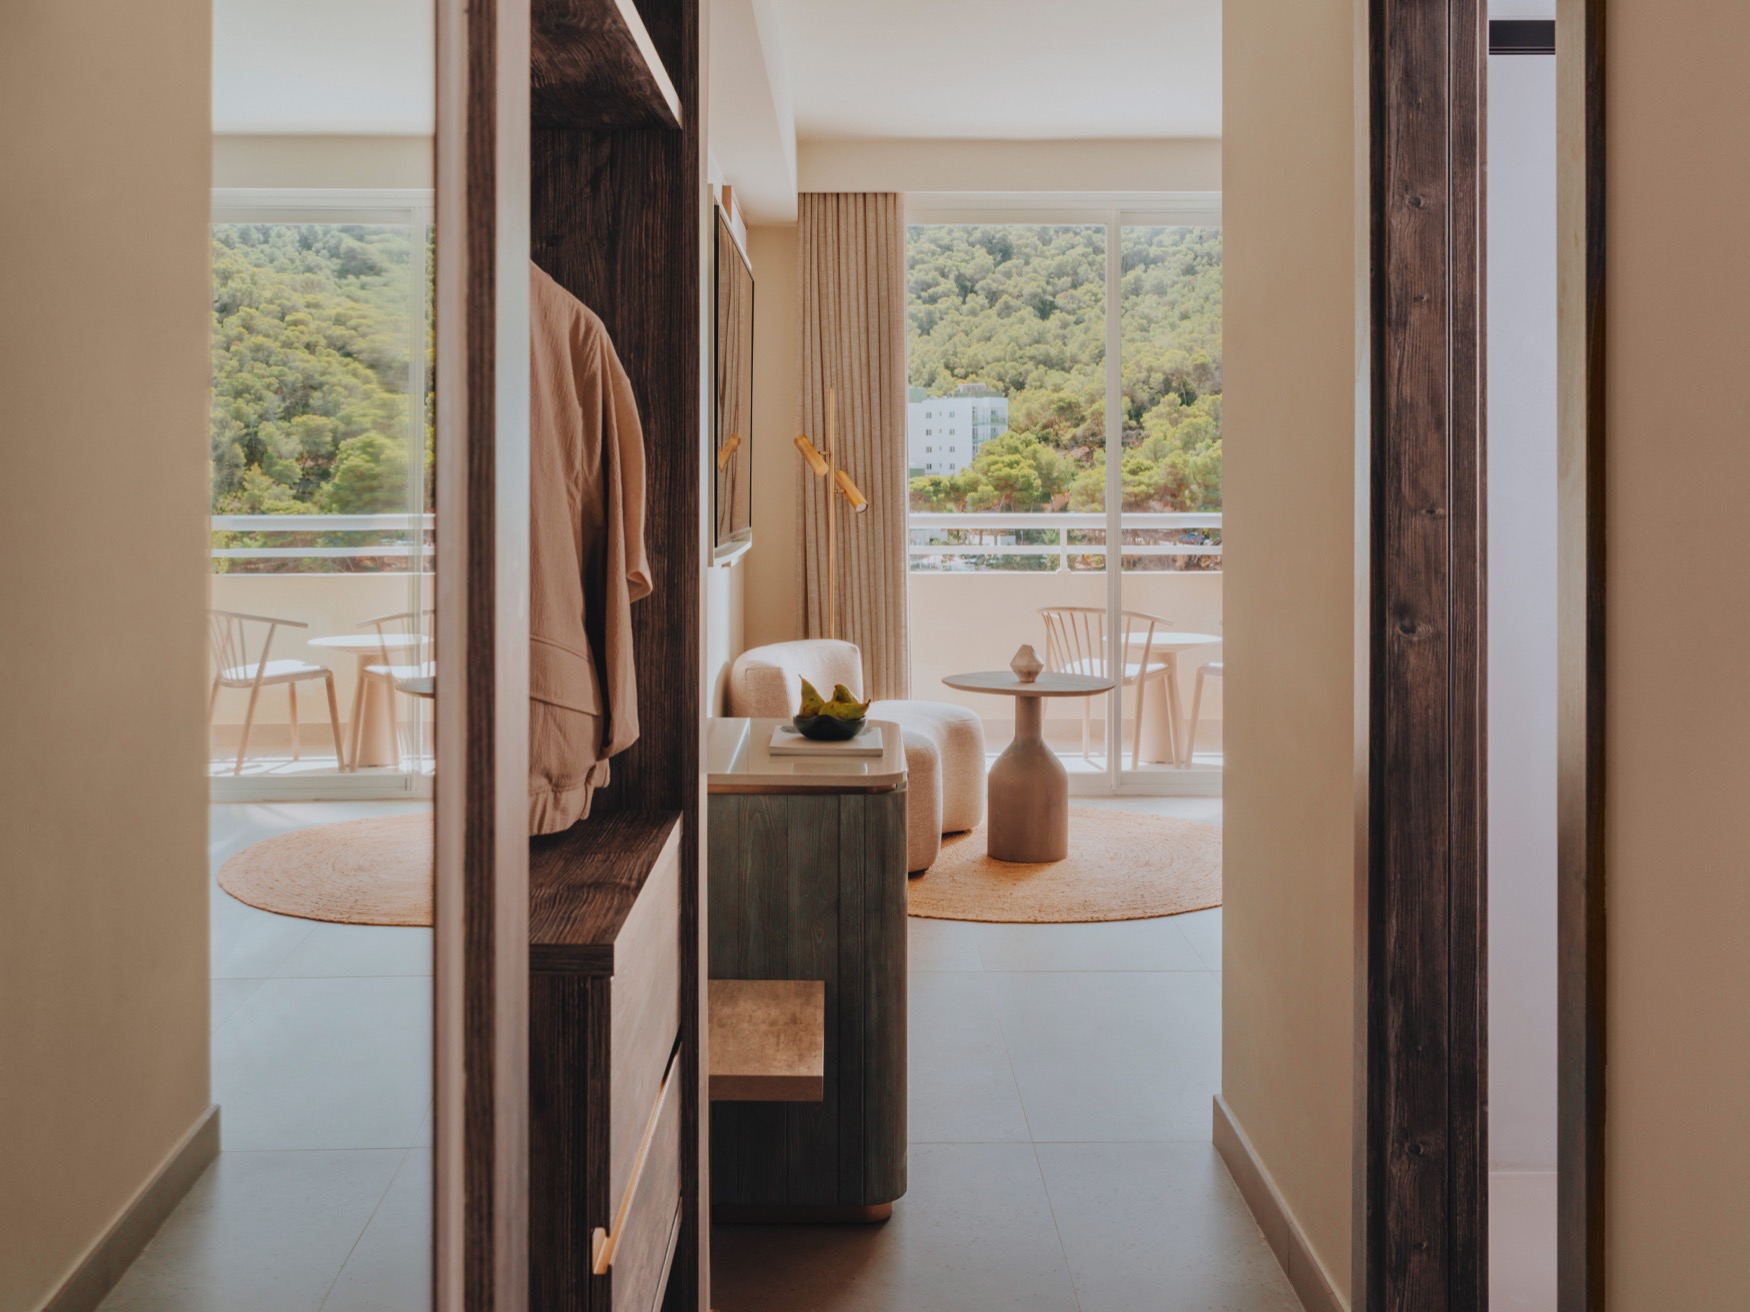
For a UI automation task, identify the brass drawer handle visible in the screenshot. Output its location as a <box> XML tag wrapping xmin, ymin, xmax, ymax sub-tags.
<box><xmin>591</xmin><ymin>1054</ymin><xmax>677</xmax><ymax>1276</ymax></box>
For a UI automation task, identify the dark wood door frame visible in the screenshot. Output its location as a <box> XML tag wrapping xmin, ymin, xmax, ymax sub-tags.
<box><xmin>1555</xmin><ymin>1</ymin><xmax>1606</xmax><ymax>1307</ymax></box>
<box><xmin>1364</xmin><ymin>1</ymin><xmax>1606</xmax><ymax>1308</ymax></box>
<box><xmin>434</xmin><ymin>0</ymin><xmax>532</xmax><ymax>1306</ymax></box>
<box><xmin>1358</xmin><ymin>0</ymin><xmax>1484</xmax><ymax>1308</ymax></box>
<box><xmin>1365</xmin><ymin>0</ymin><xmax>1488</xmax><ymax>1306</ymax></box>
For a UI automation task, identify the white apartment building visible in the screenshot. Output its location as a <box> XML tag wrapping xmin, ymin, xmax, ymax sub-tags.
<box><xmin>907</xmin><ymin>383</ymin><xmax>1010</xmax><ymax>476</ymax></box>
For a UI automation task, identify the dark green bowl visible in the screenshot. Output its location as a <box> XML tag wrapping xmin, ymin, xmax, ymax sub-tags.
<box><xmin>792</xmin><ymin>713</ymin><xmax>868</xmax><ymax>742</ymax></box>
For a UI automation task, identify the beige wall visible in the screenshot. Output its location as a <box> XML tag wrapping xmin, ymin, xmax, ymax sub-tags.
<box><xmin>1220</xmin><ymin>0</ymin><xmax>1365</xmax><ymax>1302</ymax></box>
<box><xmin>1599</xmin><ymin>2</ymin><xmax>1750</xmax><ymax>1304</ymax></box>
<box><xmin>0</xmin><ymin>1</ymin><xmax>214</xmax><ymax>1306</ymax></box>
<box><xmin>742</xmin><ymin>223</ymin><xmax>804</xmax><ymax>652</ymax></box>
<box><xmin>212</xmin><ymin>133</ymin><xmax>433</xmax><ymax>189</ymax></box>
<box><xmin>704</xmin><ymin>563</ymin><xmax>746</xmax><ymax>715</ymax></box>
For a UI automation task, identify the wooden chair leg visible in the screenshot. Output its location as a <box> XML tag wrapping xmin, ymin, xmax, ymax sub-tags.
<box><xmin>235</xmin><ymin>679</ymin><xmax>265</xmax><ymax>775</ymax></box>
<box><xmin>1188</xmin><ymin>667</ymin><xmax>1208</xmax><ymax>763</ymax></box>
<box><xmin>347</xmin><ymin>670</ymin><xmax>368</xmax><ymax>771</ymax></box>
<box><xmin>323</xmin><ymin>672</ymin><xmax>346</xmax><ymax>770</ymax></box>
<box><xmin>287</xmin><ymin>682</ymin><xmax>300</xmax><ymax>761</ymax></box>
<box><xmin>386</xmin><ymin>678</ymin><xmax>402</xmax><ymax>769</ymax></box>
<box><xmin>1081</xmin><ymin>698</ymin><xmax>1092</xmax><ymax>761</ymax></box>
<box><xmin>1131</xmin><ymin>677</ymin><xmax>1147</xmax><ymax>771</ymax></box>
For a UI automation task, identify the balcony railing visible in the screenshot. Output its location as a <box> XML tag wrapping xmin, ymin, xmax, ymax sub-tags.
<box><xmin>211</xmin><ymin>513</ymin><xmax>436</xmax><ymax>569</ymax></box>
<box><xmin>909</xmin><ymin>512</ymin><xmax>1222</xmax><ymax>572</ymax></box>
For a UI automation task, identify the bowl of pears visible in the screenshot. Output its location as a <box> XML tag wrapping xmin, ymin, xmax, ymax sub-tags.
<box><xmin>793</xmin><ymin>677</ymin><xmax>871</xmax><ymax>741</ymax></box>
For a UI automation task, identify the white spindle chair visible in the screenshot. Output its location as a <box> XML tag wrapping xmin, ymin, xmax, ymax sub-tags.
<box><xmin>1038</xmin><ymin>606</ymin><xmax>1176</xmax><ymax>769</ymax></box>
<box><xmin>358</xmin><ymin>609</ymin><xmax>436</xmax><ymax>767</ymax></box>
<box><xmin>207</xmin><ymin>610</ymin><xmax>345</xmax><ymax>774</ymax></box>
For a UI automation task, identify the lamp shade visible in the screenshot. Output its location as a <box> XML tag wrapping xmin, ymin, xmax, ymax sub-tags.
<box><xmin>792</xmin><ymin>432</ymin><xmax>829</xmax><ymax>478</ymax></box>
<box><xmin>833</xmin><ymin>468</ymin><xmax>869</xmax><ymax>513</ymax></box>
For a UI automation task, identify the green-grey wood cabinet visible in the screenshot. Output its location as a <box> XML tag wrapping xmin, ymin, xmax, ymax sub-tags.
<box><xmin>706</xmin><ymin>720</ymin><xmax>909</xmax><ymax>1217</ymax></box>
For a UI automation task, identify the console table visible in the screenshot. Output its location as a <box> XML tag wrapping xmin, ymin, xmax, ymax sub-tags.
<box><xmin>705</xmin><ymin>717</ymin><xmax>908</xmax><ymax>1220</ymax></box>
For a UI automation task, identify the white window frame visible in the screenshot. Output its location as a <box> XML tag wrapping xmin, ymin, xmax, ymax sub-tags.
<box><xmin>209</xmin><ymin>188</ymin><xmax>438</xmax><ymax>802</ymax></box>
<box><xmin>904</xmin><ymin>192</ymin><xmax>1223</xmax><ymax>797</ymax></box>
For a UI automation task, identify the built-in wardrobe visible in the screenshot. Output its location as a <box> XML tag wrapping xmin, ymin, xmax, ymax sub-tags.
<box><xmin>522</xmin><ymin>1</ymin><xmax>705</xmax><ymax>1309</ymax></box>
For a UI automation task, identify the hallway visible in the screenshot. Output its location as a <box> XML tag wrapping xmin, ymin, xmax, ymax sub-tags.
<box><xmin>100</xmin><ymin>803</ymin><xmax>432</xmax><ymax>1312</ymax></box>
<box><xmin>711</xmin><ymin>799</ymin><xmax>1299</xmax><ymax>1312</ymax></box>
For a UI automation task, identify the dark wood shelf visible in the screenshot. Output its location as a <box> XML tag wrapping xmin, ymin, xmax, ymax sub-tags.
<box><xmin>529</xmin><ymin>809</ymin><xmax>681</xmax><ymax>974</ymax></box>
<box><xmin>532</xmin><ymin>0</ymin><xmax>682</xmax><ymax>130</ymax></box>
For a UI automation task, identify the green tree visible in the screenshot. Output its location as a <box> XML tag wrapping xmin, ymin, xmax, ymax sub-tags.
<box><xmin>323</xmin><ymin>431</ymin><xmax>411</xmax><ymax>513</ymax></box>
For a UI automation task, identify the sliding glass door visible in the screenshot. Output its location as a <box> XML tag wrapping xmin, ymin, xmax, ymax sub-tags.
<box><xmin>905</xmin><ymin>199</ymin><xmax>1221</xmax><ymax>795</ymax></box>
<box><xmin>208</xmin><ymin>190</ymin><xmax>435</xmax><ymax>798</ymax></box>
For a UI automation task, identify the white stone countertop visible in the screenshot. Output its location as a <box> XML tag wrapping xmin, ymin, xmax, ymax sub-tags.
<box><xmin>706</xmin><ymin>717</ymin><xmax>908</xmax><ymax>794</ymax></box>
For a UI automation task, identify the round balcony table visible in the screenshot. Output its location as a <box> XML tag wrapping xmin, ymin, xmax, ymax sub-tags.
<box><xmin>309</xmin><ymin>633</ymin><xmax>427</xmax><ymax>769</ymax></box>
<box><xmin>941</xmin><ymin>671</ymin><xmax>1115</xmax><ymax>862</ymax></box>
<box><xmin>1122</xmin><ymin>631</ymin><xmax>1223</xmax><ymax>766</ymax></box>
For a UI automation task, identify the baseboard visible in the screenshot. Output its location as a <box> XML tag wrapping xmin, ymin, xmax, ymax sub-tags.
<box><xmin>36</xmin><ymin>1105</ymin><xmax>220</xmax><ymax>1312</ymax></box>
<box><xmin>1213</xmin><ymin>1095</ymin><xmax>1347</xmax><ymax>1312</ymax></box>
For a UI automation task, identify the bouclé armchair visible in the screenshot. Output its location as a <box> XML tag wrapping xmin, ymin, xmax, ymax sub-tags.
<box><xmin>726</xmin><ymin>640</ymin><xmax>986</xmax><ymax>873</ymax></box>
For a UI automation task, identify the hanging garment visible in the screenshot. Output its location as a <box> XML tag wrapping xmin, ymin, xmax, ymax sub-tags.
<box><xmin>528</xmin><ymin>261</ymin><xmax>651</xmax><ymax>835</ymax></box>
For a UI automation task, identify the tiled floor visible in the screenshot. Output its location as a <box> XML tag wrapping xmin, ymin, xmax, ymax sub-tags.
<box><xmin>101</xmin><ymin>802</ymin><xmax>433</xmax><ymax>1312</ymax></box>
<box><xmin>712</xmin><ymin>797</ymin><xmax>1304</xmax><ymax>1312</ymax></box>
<box><xmin>110</xmin><ymin>796</ymin><xmax>1288</xmax><ymax>1311</ymax></box>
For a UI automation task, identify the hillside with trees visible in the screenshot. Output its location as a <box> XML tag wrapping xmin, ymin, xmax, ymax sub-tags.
<box><xmin>906</xmin><ymin>224</ymin><xmax>1221</xmax><ymax>519</ymax></box>
<box><xmin>210</xmin><ymin>223</ymin><xmax>431</xmax><ymax>517</ymax></box>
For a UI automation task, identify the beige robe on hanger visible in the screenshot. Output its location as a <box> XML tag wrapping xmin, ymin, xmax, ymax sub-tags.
<box><xmin>528</xmin><ymin>261</ymin><xmax>651</xmax><ymax>835</ymax></box>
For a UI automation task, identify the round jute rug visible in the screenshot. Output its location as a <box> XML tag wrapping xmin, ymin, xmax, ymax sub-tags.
<box><xmin>907</xmin><ymin>809</ymin><xmax>1221</xmax><ymax>924</ymax></box>
<box><xmin>218</xmin><ymin>812</ymin><xmax>433</xmax><ymax>927</ymax></box>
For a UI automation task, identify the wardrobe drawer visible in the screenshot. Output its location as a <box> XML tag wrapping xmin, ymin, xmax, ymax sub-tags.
<box><xmin>593</xmin><ymin>1049</ymin><xmax>683</xmax><ymax>1312</ymax></box>
<box><xmin>607</xmin><ymin>824</ymin><xmax>682</xmax><ymax>1202</ymax></box>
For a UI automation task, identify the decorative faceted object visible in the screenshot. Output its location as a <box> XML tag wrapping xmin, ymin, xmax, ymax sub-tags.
<box><xmin>1010</xmin><ymin>644</ymin><xmax>1044</xmax><ymax>683</ymax></box>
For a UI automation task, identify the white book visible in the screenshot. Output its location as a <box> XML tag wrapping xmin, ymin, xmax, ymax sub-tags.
<box><xmin>768</xmin><ymin>723</ymin><xmax>885</xmax><ymax>757</ymax></box>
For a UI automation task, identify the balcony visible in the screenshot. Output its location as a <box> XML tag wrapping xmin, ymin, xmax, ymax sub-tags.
<box><xmin>208</xmin><ymin>514</ymin><xmax>435</xmax><ymax>796</ymax></box>
<box><xmin>908</xmin><ymin>512</ymin><xmax>1224</xmax><ymax>788</ymax></box>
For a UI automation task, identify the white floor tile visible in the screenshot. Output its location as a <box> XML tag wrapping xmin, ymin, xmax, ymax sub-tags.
<box><xmin>273</xmin><ymin>925</ymin><xmax>432</xmax><ymax>979</ymax></box>
<box><xmin>907</xmin><ymin>971</ymin><xmax>1031</xmax><ymax>1143</ymax></box>
<box><xmin>1036</xmin><ymin>1141</ymin><xmax>1300</xmax><ymax>1312</ymax></box>
<box><xmin>905</xmin><ymin>915</ymin><xmax>983</xmax><ymax>971</ymax></box>
<box><xmin>98</xmin><ymin>1150</ymin><xmax>404</xmax><ymax>1312</ymax></box>
<box><xmin>211</xmin><ymin>977</ymin><xmax>265</xmax><ymax>1034</ymax></box>
<box><xmin>322</xmin><ymin>1151</ymin><xmax>431</xmax><ymax>1312</ymax></box>
<box><xmin>214</xmin><ymin>975</ymin><xmax>431</xmax><ymax>1151</ymax></box>
<box><xmin>974</xmin><ymin>915</ymin><xmax>1208</xmax><ymax>973</ymax></box>
<box><xmin>984</xmin><ymin>969</ymin><xmax>1222</xmax><ymax>1142</ymax></box>
<box><xmin>1175</xmin><ymin>906</ymin><xmax>1223</xmax><ymax>972</ymax></box>
<box><xmin>710</xmin><ymin>1143</ymin><xmax>1080</xmax><ymax>1312</ymax></box>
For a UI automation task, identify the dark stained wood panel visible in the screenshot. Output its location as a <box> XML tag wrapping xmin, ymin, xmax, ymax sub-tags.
<box><xmin>434</xmin><ymin>0</ymin><xmax>530</xmax><ymax>1305</ymax></box>
<box><xmin>531</xmin><ymin>0</ymin><xmax>681</xmax><ymax>129</ymax></box>
<box><xmin>528</xmin><ymin>973</ymin><xmax>609</xmax><ymax>1312</ymax></box>
<box><xmin>530</xmin><ymin>0</ymin><xmax>703</xmax><ymax>1299</ymax></box>
<box><xmin>529</xmin><ymin>811</ymin><xmax>681</xmax><ymax>974</ymax></box>
<box><xmin>1556</xmin><ymin>0</ymin><xmax>1607</xmax><ymax>1306</ymax></box>
<box><xmin>1366</xmin><ymin>0</ymin><xmax>1488</xmax><ymax>1306</ymax></box>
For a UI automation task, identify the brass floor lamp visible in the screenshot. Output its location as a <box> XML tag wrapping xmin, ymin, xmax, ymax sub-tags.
<box><xmin>793</xmin><ymin>387</ymin><xmax>869</xmax><ymax>641</ymax></box>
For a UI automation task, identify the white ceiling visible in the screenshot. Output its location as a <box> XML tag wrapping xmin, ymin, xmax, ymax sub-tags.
<box><xmin>213</xmin><ymin>0</ymin><xmax>434</xmax><ymax>135</ymax></box>
<box><xmin>764</xmin><ymin>0</ymin><xmax>1221</xmax><ymax>141</ymax></box>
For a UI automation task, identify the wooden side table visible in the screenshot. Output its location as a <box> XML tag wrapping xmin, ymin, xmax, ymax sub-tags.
<box><xmin>308</xmin><ymin>632</ymin><xmax>427</xmax><ymax>769</ymax></box>
<box><xmin>705</xmin><ymin>717</ymin><xmax>910</xmax><ymax>1220</ymax></box>
<box><xmin>942</xmin><ymin>671</ymin><xmax>1114</xmax><ymax>862</ymax></box>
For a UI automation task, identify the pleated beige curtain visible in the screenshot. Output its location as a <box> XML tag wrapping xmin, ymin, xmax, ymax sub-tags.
<box><xmin>797</xmin><ymin>192</ymin><xmax>910</xmax><ymax>699</ymax></box>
